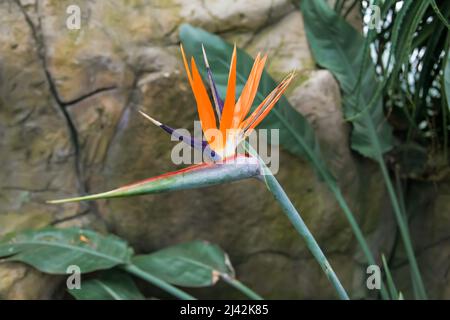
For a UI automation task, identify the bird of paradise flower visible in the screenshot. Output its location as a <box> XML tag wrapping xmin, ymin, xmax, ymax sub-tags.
<box><xmin>48</xmin><ymin>40</ymin><xmax>349</xmax><ymax>300</ymax></box>
<box><xmin>48</xmin><ymin>44</ymin><xmax>295</xmax><ymax>204</ymax></box>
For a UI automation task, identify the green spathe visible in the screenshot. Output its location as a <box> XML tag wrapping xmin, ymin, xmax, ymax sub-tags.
<box><xmin>48</xmin><ymin>155</ymin><xmax>260</xmax><ymax>204</ymax></box>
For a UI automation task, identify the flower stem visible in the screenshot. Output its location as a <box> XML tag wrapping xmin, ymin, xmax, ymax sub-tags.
<box><xmin>263</xmin><ymin>172</ymin><xmax>349</xmax><ymax>299</ymax></box>
<box><xmin>123</xmin><ymin>264</ymin><xmax>196</xmax><ymax>300</ymax></box>
<box><xmin>244</xmin><ymin>143</ymin><xmax>349</xmax><ymax>300</ymax></box>
<box><xmin>377</xmin><ymin>155</ymin><xmax>427</xmax><ymax>299</ymax></box>
<box><xmin>221</xmin><ymin>274</ymin><xmax>264</xmax><ymax>300</ymax></box>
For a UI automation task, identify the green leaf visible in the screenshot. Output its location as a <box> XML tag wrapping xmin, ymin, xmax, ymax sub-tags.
<box><xmin>430</xmin><ymin>0</ymin><xmax>450</xmax><ymax>30</ymax></box>
<box><xmin>389</xmin><ymin>0</ymin><xmax>416</xmax><ymax>69</ymax></box>
<box><xmin>0</xmin><ymin>228</ymin><xmax>132</xmax><ymax>273</ymax></box>
<box><xmin>388</xmin><ymin>0</ymin><xmax>432</xmax><ymax>113</ymax></box>
<box><xmin>300</xmin><ymin>0</ymin><xmax>394</xmax><ymax>159</ymax></box>
<box><xmin>69</xmin><ymin>270</ymin><xmax>144</xmax><ymax>300</ymax></box>
<box><xmin>132</xmin><ymin>240</ymin><xmax>234</xmax><ymax>287</ymax></box>
<box><xmin>299</xmin><ymin>0</ymin><xmax>427</xmax><ymax>299</ymax></box>
<box><xmin>445</xmin><ymin>42</ymin><xmax>450</xmax><ymax>111</ymax></box>
<box><xmin>179</xmin><ymin>23</ymin><xmax>331</xmax><ymax>177</ymax></box>
<box><xmin>0</xmin><ymin>227</ymin><xmax>195</xmax><ymax>299</ymax></box>
<box><xmin>381</xmin><ymin>254</ymin><xmax>399</xmax><ymax>300</ymax></box>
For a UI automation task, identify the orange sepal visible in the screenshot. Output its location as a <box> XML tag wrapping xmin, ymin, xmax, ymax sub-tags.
<box><xmin>219</xmin><ymin>45</ymin><xmax>237</xmax><ymax>146</ymax></box>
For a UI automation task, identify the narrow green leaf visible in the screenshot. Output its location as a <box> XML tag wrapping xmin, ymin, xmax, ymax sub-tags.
<box><xmin>69</xmin><ymin>270</ymin><xmax>144</xmax><ymax>300</ymax></box>
<box><xmin>414</xmin><ymin>17</ymin><xmax>446</xmax><ymax>109</ymax></box>
<box><xmin>389</xmin><ymin>0</ymin><xmax>416</xmax><ymax>67</ymax></box>
<box><xmin>430</xmin><ymin>0</ymin><xmax>450</xmax><ymax>30</ymax></box>
<box><xmin>445</xmin><ymin>43</ymin><xmax>450</xmax><ymax>111</ymax></box>
<box><xmin>300</xmin><ymin>0</ymin><xmax>394</xmax><ymax>159</ymax></box>
<box><xmin>443</xmin><ymin>39</ymin><xmax>450</xmax><ymax>160</ymax></box>
<box><xmin>132</xmin><ymin>240</ymin><xmax>234</xmax><ymax>287</ymax></box>
<box><xmin>381</xmin><ymin>254</ymin><xmax>399</xmax><ymax>300</ymax></box>
<box><xmin>0</xmin><ymin>228</ymin><xmax>133</xmax><ymax>273</ymax></box>
<box><xmin>299</xmin><ymin>0</ymin><xmax>427</xmax><ymax>299</ymax></box>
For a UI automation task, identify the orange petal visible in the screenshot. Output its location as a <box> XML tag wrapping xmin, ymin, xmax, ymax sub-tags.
<box><xmin>190</xmin><ymin>58</ymin><xmax>217</xmax><ymax>142</ymax></box>
<box><xmin>230</xmin><ymin>53</ymin><xmax>261</xmax><ymax>130</ymax></box>
<box><xmin>241</xmin><ymin>72</ymin><xmax>294</xmax><ymax>128</ymax></box>
<box><xmin>235</xmin><ymin>54</ymin><xmax>267</xmax><ymax>126</ymax></box>
<box><xmin>180</xmin><ymin>44</ymin><xmax>194</xmax><ymax>87</ymax></box>
<box><xmin>241</xmin><ymin>72</ymin><xmax>295</xmax><ymax>132</ymax></box>
<box><xmin>180</xmin><ymin>44</ymin><xmax>217</xmax><ymax>143</ymax></box>
<box><xmin>219</xmin><ymin>45</ymin><xmax>237</xmax><ymax>146</ymax></box>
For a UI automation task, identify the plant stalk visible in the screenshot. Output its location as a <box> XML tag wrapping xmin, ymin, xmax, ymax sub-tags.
<box><xmin>245</xmin><ymin>142</ymin><xmax>349</xmax><ymax>300</ymax></box>
<box><xmin>331</xmin><ymin>184</ymin><xmax>389</xmax><ymax>299</ymax></box>
<box><xmin>123</xmin><ymin>264</ymin><xmax>196</xmax><ymax>300</ymax></box>
<box><xmin>365</xmin><ymin>118</ymin><xmax>427</xmax><ymax>299</ymax></box>
<box><xmin>262</xmin><ymin>172</ymin><xmax>349</xmax><ymax>300</ymax></box>
<box><xmin>377</xmin><ymin>154</ymin><xmax>427</xmax><ymax>299</ymax></box>
<box><xmin>221</xmin><ymin>275</ymin><xmax>263</xmax><ymax>300</ymax></box>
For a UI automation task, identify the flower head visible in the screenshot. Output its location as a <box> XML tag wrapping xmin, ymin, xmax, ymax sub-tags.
<box><xmin>143</xmin><ymin>44</ymin><xmax>295</xmax><ymax>160</ymax></box>
<box><xmin>48</xmin><ymin>44</ymin><xmax>295</xmax><ymax>204</ymax></box>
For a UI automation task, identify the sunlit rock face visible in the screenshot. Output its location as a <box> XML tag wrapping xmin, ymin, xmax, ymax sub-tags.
<box><xmin>0</xmin><ymin>0</ymin><xmax>402</xmax><ymax>299</ymax></box>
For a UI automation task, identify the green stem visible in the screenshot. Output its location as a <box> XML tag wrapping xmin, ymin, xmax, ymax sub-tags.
<box><xmin>364</xmin><ymin>117</ymin><xmax>427</xmax><ymax>299</ymax></box>
<box><xmin>221</xmin><ymin>275</ymin><xmax>263</xmax><ymax>300</ymax></box>
<box><xmin>377</xmin><ymin>155</ymin><xmax>427</xmax><ymax>299</ymax></box>
<box><xmin>245</xmin><ymin>143</ymin><xmax>349</xmax><ymax>300</ymax></box>
<box><xmin>263</xmin><ymin>173</ymin><xmax>349</xmax><ymax>300</ymax></box>
<box><xmin>331</xmin><ymin>184</ymin><xmax>389</xmax><ymax>299</ymax></box>
<box><xmin>382</xmin><ymin>254</ymin><xmax>399</xmax><ymax>300</ymax></box>
<box><xmin>123</xmin><ymin>264</ymin><xmax>196</xmax><ymax>300</ymax></box>
<box><xmin>266</xmin><ymin>124</ymin><xmax>389</xmax><ymax>298</ymax></box>
<box><xmin>430</xmin><ymin>0</ymin><xmax>450</xmax><ymax>30</ymax></box>
<box><xmin>334</xmin><ymin>0</ymin><xmax>345</xmax><ymax>14</ymax></box>
<box><xmin>256</xmin><ymin>77</ymin><xmax>388</xmax><ymax>297</ymax></box>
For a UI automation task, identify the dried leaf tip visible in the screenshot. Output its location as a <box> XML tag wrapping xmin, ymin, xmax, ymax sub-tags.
<box><xmin>201</xmin><ymin>44</ymin><xmax>210</xmax><ymax>68</ymax></box>
<box><xmin>138</xmin><ymin>110</ymin><xmax>162</xmax><ymax>127</ymax></box>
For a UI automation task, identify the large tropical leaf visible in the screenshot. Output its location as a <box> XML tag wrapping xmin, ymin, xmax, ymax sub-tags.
<box><xmin>0</xmin><ymin>227</ymin><xmax>200</xmax><ymax>299</ymax></box>
<box><xmin>0</xmin><ymin>228</ymin><xmax>132</xmax><ymax>273</ymax></box>
<box><xmin>300</xmin><ymin>0</ymin><xmax>394</xmax><ymax>159</ymax></box>
<box><xmin>179</xmin><ymin>23</ymin><xmax>332</xmax><ymax>178</ymax></box>
<box><xmin>69</xmin><ymin>270</ymin><xmax>144</xmax><ymax>300</ymax></box>
<box><xmin>132</xmin><ymin>240</ymin><xmax>234</xmax><ymax>287</ymax></box>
